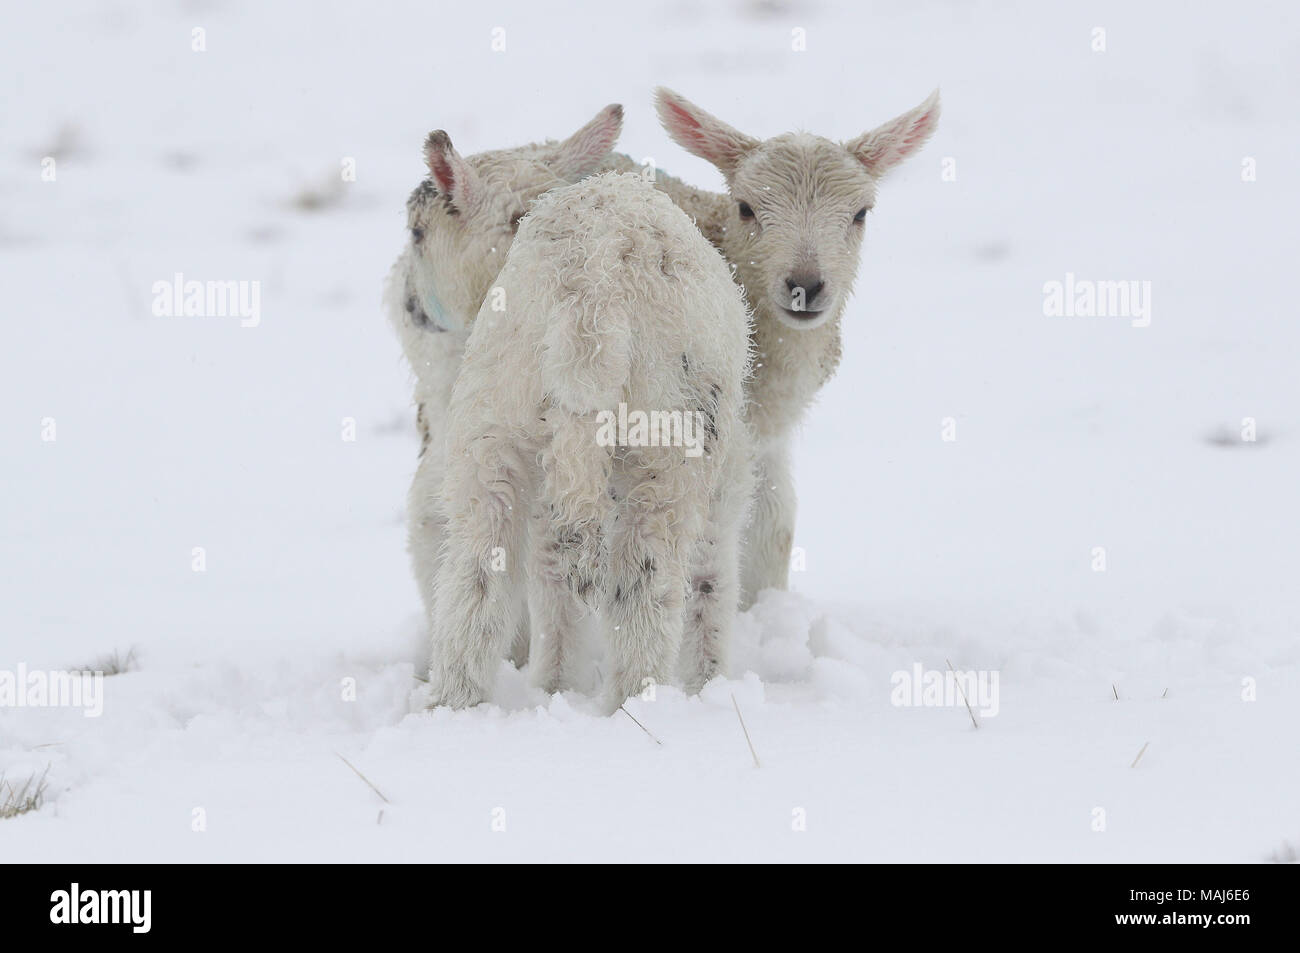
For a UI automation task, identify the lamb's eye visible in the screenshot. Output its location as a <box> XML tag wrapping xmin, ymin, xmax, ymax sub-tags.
<box><xmin>411</xmin><ymin>226</ymin><xmax>425</xmax><ymax>243</ymax></box>
<box><xmin>738</xmin><ymin>202</ymin><xmax>755</xmax><ymax>220</ymax></box>
<box><xmin>853</xmin><ymin>207</ymin><xmax>868</xmax><ymax>224</ymax></box>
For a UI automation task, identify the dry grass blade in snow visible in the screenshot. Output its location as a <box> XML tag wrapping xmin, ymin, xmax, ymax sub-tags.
<box><xmin>336</xmin><ymin>753</ymin><xmax>390</xmax><ymax>804</ymax></box>
<box><xmin>1130</xmin><ymin>742</ymin><xmax>1151</xmax><ymax>769</ymax></box>
<box><xmin>1</xmin><ymin>766</ymin><xmax>50</xmax><ymax>820</ymax></box>
<box><xmin>946</xmin><ymin>659</ymin><xmax>980</xmax><ymax>730</ymax></box>
<box><xmin>731</xmin><ymin>694</ymin><xmax>761</xmax><ymax>768</ymax></box>
<box><xmin>619</xmin><ymin>706</ymin><xmax>663</xmax><ymax>746</ymax></box>
<box><xmin>85</xmin><ymin>646</ymin><xmax>137</xmax><ymax>676</ymax></box>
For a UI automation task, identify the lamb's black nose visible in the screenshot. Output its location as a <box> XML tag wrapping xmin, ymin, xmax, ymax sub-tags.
<box><xmin>785</xmin><ymin>274</ymin><xmax>825</xmax><ymax>310</ymax></box>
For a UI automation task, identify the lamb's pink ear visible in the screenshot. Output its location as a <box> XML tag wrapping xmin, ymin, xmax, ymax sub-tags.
<box><xmin>551</xmin><ymin>104</ymin><xmax>624</xmax><ymax>181</ymax></box>
<box><xmin>654</xmin><ymin>87</ymin><xmax>758</xmax><ymax>177</ymax></box>
<box><xmin>424</xmin><ymin>130</ymin><xmax>480</xmax><ymax>212</ymax></box>
<box><xmin>846</xmin><ymin>89</ymin><xmax>941</xmax><ymax>177</ymax></box>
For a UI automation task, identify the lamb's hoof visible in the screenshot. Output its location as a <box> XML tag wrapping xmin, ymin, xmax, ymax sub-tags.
<box><xmin>426</xmin><ymin>671</ymin><xmax>485</xmax><ymax>710</ymax></box>
<box><xmin>507</xmin><ymin>640</ymin><xmax>530</xmax><ymax>670</ymax></box>
<box><xmin>601</xmin><ymin>682</ymin><xmax>642</xmax><ymax>717</ymax></box>
<box><xmin>682</xmin><ymin>663</ymin><xmax>719</xmax><ymax>697</ymax></box>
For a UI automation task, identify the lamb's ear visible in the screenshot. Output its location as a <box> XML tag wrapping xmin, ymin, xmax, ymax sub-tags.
<box><xmin>654</xmin><ymin>87</ymin><xmax>758</xmax><ymax>177</ymax></box>
<box><xmin>846</xmin><ymin>89</ymin><xmax>941</xmax><ymax>178</ymax></box>
<box><xmin>424</xmin><ymin>130</ymin><xmax>480</xmax><ymax>212</ymax></box>
<box><xmin>551</xmin><ymin>104</ymin><xmax>624</xmax><ymax>181</ymax></box>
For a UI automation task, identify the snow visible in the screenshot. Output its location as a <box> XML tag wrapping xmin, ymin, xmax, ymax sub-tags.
<box><xmin>2</xmin><ymin>0</ymin><xmax>1297</xmax><ymax>861</ymax></box>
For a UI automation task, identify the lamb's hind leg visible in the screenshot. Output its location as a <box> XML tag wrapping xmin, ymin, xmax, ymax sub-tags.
<box><xmin>507</xmin><ymin>595</ymin><xmax>531</xmax><ymax>669</ymax></box>
<box><xmin>414</xmin><ymin>448</ymin><xmax>532</xmax><ymax>672</ymax></box>
<box><xmin>428</xmin><ymin>434</ymin><xmax>529</xmax><ymax>708</ymax></box>
<box><xmin>600</xmin><ymin>470</ymin><xmax>699</xmax><ymax>712</ymax></box>
<box><xmin>528</xmin><ymin>519</ymin><xmax>597</xmax><ymax>695</ymax></box>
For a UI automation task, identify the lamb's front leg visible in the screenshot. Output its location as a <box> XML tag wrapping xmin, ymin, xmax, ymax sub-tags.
<box><xmin>681</xmin><ymin>447</ymin><xmax>750</xmax><ymax>693</ymax></box>
<box><xmin>740</xmin><ymin>444</ymin><xmax>795</xmax><ymax>610</ymax></box>
<box><xmin>428</xmin><ymin>438</ymin><xmax>529</xmax><ymax>708</ymax></box>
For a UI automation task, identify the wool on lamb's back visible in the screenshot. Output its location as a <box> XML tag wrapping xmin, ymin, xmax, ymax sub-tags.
<box><xmin>457</xmin><ymin>169</ymin><xmax>749</xmax><ymax>463</ymax></box>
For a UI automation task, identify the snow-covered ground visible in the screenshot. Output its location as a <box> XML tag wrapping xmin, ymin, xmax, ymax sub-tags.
<box><xmin>2</xmin><ymin>0</ymin><xmax>1297</xmax><ymax>861</ymax></box>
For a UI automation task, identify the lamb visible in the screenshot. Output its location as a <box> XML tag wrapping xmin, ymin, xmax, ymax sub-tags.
<box><xmin>428</xmin><ymin>172</ymin><xmax>753</xmax><ymax>711</ymax></box>
<box><xmin>601</xmin><ymin>88</ymin><xmax>940</xmax><ymax>607</ymax></box>
<box><xmin>383</xmin><ymin>104</ymin><xmax>624</xmax><ymax>665</ymax></box>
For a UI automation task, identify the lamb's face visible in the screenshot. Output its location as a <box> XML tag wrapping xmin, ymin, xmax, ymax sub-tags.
<box><xmin>654</xmin><ymin>87</ymin><xmax>940</xmax><ymax>332</ymax></box>
<box><xmin>403</xmin><ymin>106</ymin><xmax>624</xmax><ymax>334</ymax></box>
<box><xmin>728</xmin><ymin>135</ymin><xmax>877</xmax><ymax>331</ymax></box>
